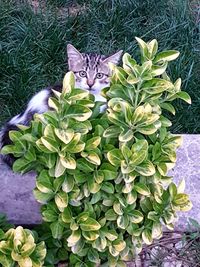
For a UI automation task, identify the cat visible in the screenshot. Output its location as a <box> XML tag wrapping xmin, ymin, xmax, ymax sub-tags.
<box><xmin>0</xmin><ymin>44</ymin><xmax>123</xmax><ymax>167</ymax></box>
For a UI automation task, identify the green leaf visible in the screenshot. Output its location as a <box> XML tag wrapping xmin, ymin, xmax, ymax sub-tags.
<box><xmin>130</xmin><ymin>140</ymin><xmax>148</xmax><ymax>165</ymax></box>
<box><xmin>48</xmin><ymin>97</ymin><xmax>59</xmax><ymax>112</ymax></box>
<box><xmin>148</xmin><ymin>39</ymin><xmax>158</xmax><ymax>58</ymax></box>
<box><xmin>62</xmin><ymin>176</ymin><xmax>74</xmax><ymax>193</ymax></box>
<box><xmin>24</xmin><ymin>146</ymin><xmax>36</xmax><ymax>161</ymax></box>
<box><xmin>121</xmin><ymin>160</ymin><xmax>136</xmax><ymax>174</ymax></box>
<box><xmin>117</xmin><ymin>215</ymin><xmax>129</xmax><ymax>229</ymax></box>
<box><xmin>160</xmin><ymin>103</ymin><xmax>176</xmax><ymax>115</ymax></box>
<box><xmin>41</xmin><ymin>137</ymin><xmax>59</xmax><ymax>153</ymax></box>
<box><xmin>68</xmin><ymin>88</ymin><xmax>89</xmax><ymax>101</ymax></box>
<box><xmin>105</xmin><ymin>209</ymin><xmax>118</xmax><ymax>221</ymax></box>
<box><xmin>33</xmin><ymin>189</ymin><xmax>54</xmax><ymax>204</ymax></box>
<box><xmin>126</xmin><ymin>190</ymin><xmax>137</xmax><ymax>205</ymax></box>
<box><xmin>154</xmin><ymin>50</ymin><xmax>180</xmax><ymax>63</ymax></box>
<box><xmin>88</xmin><ymin>176</ymin><xmax>101</xmax><ymax>194</ymax></box>
<box><xmin>88</xmin><ymin>248</ymin><xmax>100</xmax><ymax>263</ymax></box>
<box><xmin>135</xmin><ymin>160</ymin><xmax>156</xmax><ymax>176</ymax></box>
<box><xmin>132</xmin><ymin>106</ymin><xmax>145</xmax><ymax>124</ymax></box>
<box><xmin>140</xmin><ymin>197</ymin><xmax>153</xmax><ymax>213</ymax></box>
<box><xmin>9</xmin><ymin>130</ymin><xmax>23</xmax><ymax>142</ymax></box>
<box><xmin>36</xmin><ymin>170</ymin><xmax>53</xmax><ymax>193</ymax></box>
<box><xmin>163</xmin><ymin>210</ymin><xmax>174</xmax><ymax>225</ymax></box>
<box><xmin>55</xmin><ymin>191</ymin><xmax>68</xmax><ymax>209</ymax></box>
<box><xmin>104</xmin><ymin>230</ymin><xmax>118</xmax><ymax>242</ymax></box>
<box><xmin>134</xmin><ymin>183</ymin><xmax>150</xmax><ymax>196</ymax></box>
<box><xmin>50</xmin><ymin>221</ymin><xmax>64</xmax><ymax>239</ymax></box>
<box><xmin>93</xmin><ymin>236</ymin><xmax>107</xmax><ymax>252</ymax></box>
<box><xmin>169</xmin><ymin>183</ymin><xmax>177</xmax><ymax>198</ymax></box>
<box><xmin>77</xmin><ymin>158</ymin><xmax>95</xmax><ymax>173</ymax></box>
<box><xmin>135</xmin><ymin>37</ymin><xmax>148</xmax><ymax>59</ymax></box>
<box><xmin>85</xmin><ymin>137</ymin><xmax>101</xmax><ymax>151</ymax></box>
<box><xmin>18</xmin><ymin>257</ymin><xmax>33</xmax><ymax>267</ymax></box>
<box><xmin>0</xmin><ymin>144</ymin><xmax>15</xmax><ymax>155</ymax></box>
<box><xmin>176</xmin><ymin>91</ymin><xmax>191</xmax><ymax>104</ymax></box>
<box><xmin>53</xmin><ymin>176</ymin><xmax>65</xmax><ymax>192</ymax></box>
<box><xmin>80</xmin><ymin>218</ymin><xmax>101</xmax><ymax>231</ymax></box>
<box><xmin>42</xmin><ymin>209</ymin><xmax>58</xmax><ymax>222</ymax></box>
<box><xmin>129</xmin><ymin>210</ymin><xmax>144</xmax><ymax>224</ymax></box>
<box><xmin>54</xmin><ymin>128</ymin><xmax>74</xmax><ymax>144</ymax></box>
<box><xmin>107</xmin><ymin>149</ymin><xmax>123</xmax><ymax>167</ymax></box>
<box><xmin>177</xmin><ymin>179</ymin><xmax>185</xmax><ymax>194</ymax></box>
<box><xmin>36</xmin><ymin>139</ymin><xmax>52</xmax><ymax>153</ymax></box>
<box><xmin>119</xmin><ymin>129</ymin><xmax>133</xmax><ymax>142</ymax></box>
<box><xmin>60</xmin><ymin>155</ymin><xmax>76</xmax><ymax>170</ymax></box>
<box><xmin>71</xmin><ymin>121</ymin><xmax>92</xmax><ymax>134</ymax></box>
<box><xmin>66</xmin><ymin>104</ymin><xmax>92</xmax><ymax>122</ymax></box>
<box><xmin>12</xmin><ymin>158</ymin><xmax>32</xmax><ymax>174</ymax></box>
<box><xmin>61</xmin><ymin>207</ymin><xmax>72</xmax><ymax>223</ymax></box>
<box><xmin>160</xmin><ymin>115</ymin><xmax>172</xmax><ymax>127</ymax></box>
<box><xmin>90</xmin><ymin>191</ymin><xmax>102</xmax><ymax>204</ymax></box>
<box><xmin>112</xmin><ymin>239</ymin><xmax>126</xmax><ymax>252</ymax></box>
<box><xmin>152</xmin><ymin>222</ymin><xmax>162</xmax><ymax>239</ymax></box>
<box><xmin>101</xmin><ymin>182</ymin><xmax>115</xmax><ymax>194</ymax></box>
<box><xmin>151</xmin><ymin>62</ymin><xmax>168</xmax><ymax>76</ymax></box>
<box><xmin>82</xmin><ymin>152</ymin><xmax>101</xmax><ymax>166</ymax></box>
<box><xmin>113</xmin><ymin>202</ymin><xmax>123</xmax><ymax>216</ymax></box>
<box><xmin>76</xmin><ymin>212</ymin><xmax>89</xmax><ymax>223</ymax></box>
<box><xmin>103</xmin><ymin>126</ymin><xmax>121</xmax><ymax>138</ymax></box>
<box><xmin>82</xmin><ymin>231</ymin><xmax>99</xmax><ymax>242</ymax></box>
<box><xmin>142</xmin><ymin>78</ymin><xmax>174</xmax><ymax>94</ymax></box>
<box><xmin>142</xmin><ymin>229</ymin><xmax>152</xmax><ymax>245</ymax></box>
<box><xmin>109</xmin><ymin>246</ymin><xmax>119</xmax><ymax>257</ymax></box>
<box><xmin>173</xmin><ymin>193</ymin><xmax>189</xmax><ymax>206</ymax></box>
<box><xmin>45</xmin><ymin>153</ymin><xmax>56</xmax><ymax>169</ymax></box>
<box><xmin>127</xmin><ymin>75</ymin><xmax>140</xmax><ymax>85</ymax></box>
<box><xmin>55</xmin><ymin>156</ymin><xmax>66</xmax><ymax>178</ymax></box>
<box><xmin>157</xmin><ymin>162</ymin><xmax>168</xmax><ymax>176</ymax></box>
<box><xmin>62</xmin><ymin>71</ymin><xmax>75</xmax><ymax>94</ymax></box>
<box><xmin>122</xmin><ymin>52</ymin><xmax>137</xmax><ymax>72</ymax></box>
<box><xmin>67</xmin><ymin>229</ymin><xmax>81</xmax><ymax>244</ymax></box>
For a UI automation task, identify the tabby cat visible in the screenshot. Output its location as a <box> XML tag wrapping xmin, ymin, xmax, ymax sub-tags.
<box><xmin>0</xmin><ymin>44</ymin><xmax>123</xmax><ymax>166</ymax></box>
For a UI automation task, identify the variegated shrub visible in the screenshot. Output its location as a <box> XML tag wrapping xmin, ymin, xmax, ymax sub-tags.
<box><xmin>0</xmin><ymin>226</ymin><xmax>46</xmax><ymax>267</ymax></box>
<box><xmin>1</xmin><ymin>38</ymin><xmax>192</xmax><ymax>267</ymax></box>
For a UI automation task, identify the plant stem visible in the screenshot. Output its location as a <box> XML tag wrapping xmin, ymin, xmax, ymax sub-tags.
<box><xmin>134</xmin><ymin>81</ymin><xmax>142</xmax><ymax>108</ymax></box>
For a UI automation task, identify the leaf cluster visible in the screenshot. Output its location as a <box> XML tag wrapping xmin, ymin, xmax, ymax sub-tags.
<box><xmin>0</xmin><ymin>226</ymin><xmax>46</xmax><ymax>267</ymax></box>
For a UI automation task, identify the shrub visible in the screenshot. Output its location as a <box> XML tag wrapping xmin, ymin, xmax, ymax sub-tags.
<box><xmin>0</xmin><ymin>226</ymin><xmax>46</xmax><ymax>267</ymax></box>
<box><xmin>1</xmin><ymin>38</ymin><xmax>192</xmax><ymax>266</ymax></box>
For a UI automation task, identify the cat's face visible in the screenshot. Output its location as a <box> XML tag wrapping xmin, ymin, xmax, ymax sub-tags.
<box><xmin>67</xmin><ymin>44</ymin><xmax>123</xmax><ymax>101</ymax></box>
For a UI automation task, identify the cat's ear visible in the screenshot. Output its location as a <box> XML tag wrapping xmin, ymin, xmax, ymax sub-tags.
<box><xmin>103</xmin><ymin>50</ymin><xmax>123</xmax><ymax>65</ymax></box>
<box><xmin>67</xmin><ymin>44</ymin><xmax>83</xmax><ymax>69</ymax></box>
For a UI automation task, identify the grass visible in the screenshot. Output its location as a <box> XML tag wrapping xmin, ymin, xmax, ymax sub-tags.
<box><xmin>0</xmin><ymin>0</ymin><xmax>199</xmax><ymax>133</ymax></box>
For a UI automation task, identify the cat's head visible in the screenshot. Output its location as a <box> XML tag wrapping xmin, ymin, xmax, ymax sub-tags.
<box><xmin>67</xmin><ymin>44</ymin><xmax>123</xmax><ymax>101</ymax></box>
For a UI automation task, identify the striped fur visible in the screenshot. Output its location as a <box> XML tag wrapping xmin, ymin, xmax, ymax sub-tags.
<box><xmin>0</xmin><ymin>45</ymin><xmax>122</xmax><ymax>167</ymax></box>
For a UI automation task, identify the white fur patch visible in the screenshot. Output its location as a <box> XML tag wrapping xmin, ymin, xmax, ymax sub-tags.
<box><xmin>10</xmin><ymin>89</ymin><xmax>49</xmax><ymax>124</ymax></box>
<box><xmin>27</xmin><ymin>89</ymin><xmax>49</xmax><ymax>113</ymax></box>
<box><xmin>93</xmin><ymin>93</ymin><xmax>106</xmax><ymax>102</ymax></box>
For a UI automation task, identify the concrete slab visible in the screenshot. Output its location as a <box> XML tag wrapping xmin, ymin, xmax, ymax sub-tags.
<box><xmin>169</xmin><ymin>134</ymin><xmax>200</xmax><ymax>229</ymax></box>
<box><xmin>0</xmin><ymin>135</ymin><xmax>199</xmax><ymax>228</ymax></box>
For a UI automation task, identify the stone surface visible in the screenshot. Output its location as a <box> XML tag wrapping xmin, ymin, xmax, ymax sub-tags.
<box><xmin>168</xmin><ymin>134</ymin><xmax>200</xmax><ymax>229</ymax></box>
<box><xmin>0</xmin><ymin>160</ymin><xmax>41</xmax><ymax>225</ymax></box>
<box><xmin>0</xmin><ymin>134</ymin><xmax>199</xmax><ymax>227</ymax></box>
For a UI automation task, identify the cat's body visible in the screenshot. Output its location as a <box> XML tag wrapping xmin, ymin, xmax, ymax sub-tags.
<box><xmin>0</xmin><ymin>45</ymin><xmax>122</xmax><ymax>166</ymax></box>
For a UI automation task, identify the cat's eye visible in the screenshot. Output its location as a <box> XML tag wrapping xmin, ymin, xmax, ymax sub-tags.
<box><xmin>96</xmin><ymin>73</ymin><xmax>104</xmax><ymax>79</ymax></box>
<box><xmin>79</xmin><ymin>71</ymin><xmax>87</xmax><ymax>77</ymax></box>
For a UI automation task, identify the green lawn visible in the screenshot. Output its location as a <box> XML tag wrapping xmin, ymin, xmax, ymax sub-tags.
<box><xmin>0</xmin><ymin>0</ymin><xmax>199</xmax><ymax>133</ymax></box>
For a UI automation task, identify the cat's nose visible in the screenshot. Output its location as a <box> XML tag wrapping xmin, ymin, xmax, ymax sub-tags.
<box><xmin>87</xmin><ymin>80</ymin><xmax>94</xmax><ymax>88</ymax></box>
